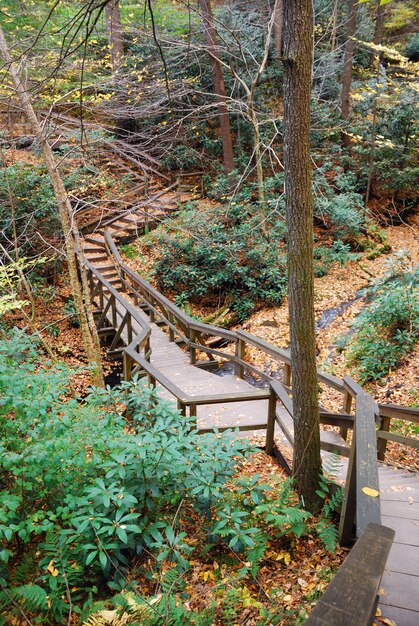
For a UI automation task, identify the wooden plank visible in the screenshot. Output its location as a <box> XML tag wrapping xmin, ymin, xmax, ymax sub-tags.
<box><xmin>379</xmin><ymin>570</ymin><xmax>419</xmax><ymax>612</ymax></box>
<box><xmin>385</xmin><ymin>543</ymin><xmax>419</xmax><ymax>576</ymax></box>
<box><xmin>356</xmin><ymin>394</ymin><xmax>381</xmax><ymax>536</ymax></box>
<box><xmin>381</xmin><ymin>515</ymin><xmax>419</xmax><ymax>546</ymax></box>
<box><xmin>378</xmin><ymin>403</ymin><xmax>419</xmax><ymax>423</ymax></box>
<box><xmin>381</xmin><ymin>500</ymin><xmax>419</xmax><ymax>521</ymax></box>
<box><xmin>377</xmin><ymin>430</ymin><xmax>419</xmax><ymax>449</ymax></box>
<box><xmin>306</xmin><ymin>523</ymin><xmax>394</xmax><ymax>626</ymax></box>
<box><xmin>378</xmin><ymin>605</ymin><xmax>419</xmax><ymax>626</ymax></box>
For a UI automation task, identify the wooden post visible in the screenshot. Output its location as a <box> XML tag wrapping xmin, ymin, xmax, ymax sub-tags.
<box><xmin>340</xmin><ymin>390</ymin><xmax>353</xmax><ymax>440</ymax></box>
<box><xmin>148</xmin><ymin>372</ymin><xmax>156</xmax><ymax>387</ymax></box>
<box><xmin>283</xmin><ymin>362</ymin><xmax>291</xmax><ymax>387</ymax></box>
<box><xmin>149</xmin><ymin>298</ymin><xmax>155</xmax><ymax>322</ymax></box>
<box><xmin>190</xmin><ymin>328</ymin><xmax>197</xmax><ymax>364</ymax></box>
<box><xmin>266</xmin><ymin>387</ymin><xmax>277</xmax><ymax>455</ymax></box>
<box><xmin>234</xmin><ymin>338</ymin><xmax>245</xmax><ymax>378</ymax></box>
<box><xmin>127</xmin><ymin>313</ymin><xmax>132</xmax><ymax>344</ymax></box>
<box><xmin>339</xmin><ymin>423</ymin><xmax>357</xmax><ymax>546</ymax></box>
<box><xmin>168</xmin><ymin>314</ymin><xmax>175</xmax><ymax>342</ymax></box>
<box><xmin>111</xmin><ymin>296</ymin><xmax>117</xmax><ymax>328</ymax></box>
<box><xmin>377</xmin><ymin>415</ymin><xmax>390</xmax><ymax>461</ymax></box>
<box><xmin>177</xmin><ymin>400</ymin><xmax>186</xmax><ymax>416</ymax></box>
<box><xmin>123</xmin><ymin>352</ymin><xmax>132</xmax><ymax>381</ymax></box>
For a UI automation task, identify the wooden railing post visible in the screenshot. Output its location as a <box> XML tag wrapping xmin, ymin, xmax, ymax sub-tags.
<box><xmin>123</xmin><ymin>352</ymin><xmax>132</xmax><ymax>382</ymax></box>
<box><xmin>340</xmin><ymin>389</ymin><xmax>353</xmax><ymax>441</ymax></box>
<box><xmin>339</xmin><ymin>422</ymin><xmax>357</xmax><ymax>546</ymax></box>
<box><xmin>283</xmin><ymin>362</ymin><xmax>291</xmax><ymax>388</ymax></box>
<box><xmin>190</xmin><ymin>328</ymin><xmax>197</xmax><ymax>364</ymax></box>
<box><xmin>266</xmin><ymin>386</ymin><xmax>276</xmax><ymax>455</ymax></box>
<box><xmin>168</xmin><ymin>313</ymin><xmax>174</xmax><ymax>342</ymax></box>
<box><xmin>234</xmin><ymin>338</ymin><xmax>245</xmax><ymax>378</ymax></box>
<box><xmin>377</xmin><ymin>415</ymin><xmax>390</xmax><ymax>461</ymax></box>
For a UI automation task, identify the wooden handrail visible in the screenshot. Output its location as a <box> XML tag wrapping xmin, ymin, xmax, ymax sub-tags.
<box><xmin>306</xmin><ymin>523</ymin><xmax>394</xmax><ymax>626</ymax></box>
<box><xmin>93</xmin><ymin>232</ymin><xmax>416</xmax><ymax>551</ymax></box>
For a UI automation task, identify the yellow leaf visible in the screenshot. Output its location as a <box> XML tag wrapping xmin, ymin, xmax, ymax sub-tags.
<box><xmin>47</xmin><ymin>560</ymin><xmax>59</xmax><ymax>577</ymax></box>
<box><xmin>362</xmin><ymin>487</ymin><xmax>380</xmax><ymax>497</ymax></box>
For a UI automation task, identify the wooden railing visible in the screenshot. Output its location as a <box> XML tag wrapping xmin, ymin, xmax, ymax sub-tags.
<box><xmin>82</xmin><ymin>230</ymin><xmax>419</xmax><ymax>626</ymax></box>
<box><xmin>87</xmin><ymin>232</ymin><xmax>419</xmax><ymax>625</ymax></box>
<box><xmin>86</xmin><ymin>260</ymin><xmax>152</xmax><ymax>380</ymax></box>
<box><xmin>90</xmin><ymin>232</ymin><xmax>418</xmax><ymax>544</ymax></box>
<box><xmin>306</xmin><ymin>523</ymin><xmax>394</xmax><ymax>625</ymax></box>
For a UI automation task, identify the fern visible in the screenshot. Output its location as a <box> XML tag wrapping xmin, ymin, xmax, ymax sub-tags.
<box><xmin>314</xmin><ymin>519</ymin><xmax>339</xmax><ymax>553</ymax></box>
<box><xmin>0</xmin><ymin>583</ymin><xmax>48</xmax><ymax>614</ymax></box>
<box><xmin>221</xmin><ymin>588</ymin><xmax>241</xmax><ymax>626</ymax></box>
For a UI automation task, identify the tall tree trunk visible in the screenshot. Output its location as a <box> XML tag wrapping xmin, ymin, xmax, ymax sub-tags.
<box><xmin>274</xmin><ymin>0</ymin><xmax>283</xmax><ymax>59</ymax></box>
<box><xmin>105</xmin><ymin>0</ymin><xmax>124</xmax><ymax>73</ymax></box>
<box><xmin>341</xmin><ymin>0</ymin><xmax>358</xmax><ymax>147</ymax></box>
<box><xmin>330</xmin><ymin>0</ymin><xmax>338</xmax><ymax>52</ymax></box>
<box><xmin>0</xmin><ymin>25</ymin><xmax>104</xmax><ymax>387</ymax></box>
<box><xmin>198</xmin><ymin>0</ymin><xmax>235</xmax><ymax>174</ymax></box>
<box><xmin>370</xmin><ymin>0</ymin><xmax>385</xmax><ymax>66</ymax></box>
<box><xmin>283</xmin><ymin>0</ymin><xmax>322</xmax><ymax>512</ymax></box>
<box><xmin>373</xmin><ymin>0</ymin><xmax>385</xmax><ymax>46</ymax></box>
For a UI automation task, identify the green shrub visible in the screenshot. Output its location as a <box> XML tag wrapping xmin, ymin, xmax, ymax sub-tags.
<box><xmin>150</xmin><ymin>203</ymin><xmax>288</xmax><ymax>319</ymax></box>
<box><xmin>314</xmin><ymin>240</ymin><xmax>362</xmax><ymax>277</ymax></box>
<box><xmin>0</xmin><ymin>332</ymin><xmax>339</xmax><ymax>623</ymax></box>
<box><xmin>346</xmin><ymin>262</ymin><xmax>419</xmax><ymax>383</ymax></box>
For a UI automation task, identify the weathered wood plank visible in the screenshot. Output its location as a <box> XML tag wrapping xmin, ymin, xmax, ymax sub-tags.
<box><xmin>306</xmin><ymin>523</ymin><xmax>394</xmax><ymax>626</ymax></box>
<box><xmin>355</xmin><ymin>393</ymin><xmax>381</xmax><ymax>536</ymax></box>
<box><xmin>379</xmin><ymin>570</ymin><xmax>419</xmax><ymax>612</ymax></box>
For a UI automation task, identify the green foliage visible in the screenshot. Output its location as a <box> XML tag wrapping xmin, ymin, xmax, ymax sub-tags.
<box><xmin>346</xmin><ymin>258</ymin><xmax>419</xmax><ymax>383</ymax></box>
<box><xmin>150</xmin><ymin>203</ymin><xmax>287</xmax><ymax>320</ymax></box>
<box><xmin>0</xmin><ymin>333</ymin><xmax>340</xmax><ymax>622</ymax></box>
<box><xmin>404</xmin><ymin>34</ymin><xmax>419</xmax><ymax>61</ymax></box>
<box><xmin>314</xmin><ymin>240</ymin><xmax>362</xmax><ymax>277</ymax></box>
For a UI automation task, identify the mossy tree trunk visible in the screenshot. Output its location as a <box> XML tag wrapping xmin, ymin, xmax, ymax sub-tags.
<box><xmin>0</xmin><ymin>25</ymin><xmax>104</xmax><ymax>387</ymax></box>
<box><xmin>283</xmin><ymin>0</ymin><xmax>322</xmax><ymax>512</ymax></box>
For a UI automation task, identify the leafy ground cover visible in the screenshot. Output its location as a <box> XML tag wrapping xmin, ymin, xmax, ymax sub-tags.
<box><xmin>0</xmin><ymin>333</ymin><xmax>345</xmax><ymax>625</ymax></box>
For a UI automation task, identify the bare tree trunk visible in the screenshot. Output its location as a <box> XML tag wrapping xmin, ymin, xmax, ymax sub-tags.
<box><xmin>341</xmin><ymin>0</ymin><xmax>358</xmax><ymax>147</ymax></box>
<box><xmin>274</xmin><ymin>0</ymin><xmax>283</xmax><ymax>59</ymax></box>
<box><xmin>373</xmin><ymin>0</ymin><xmax>385</xmax><ymax>46</ymax></box>
<box><xmin>0</xmin><ymin>25</ymin><xmax>104</xmax><ymax>387</ymax></box>
<box><xmin>283</xmin><ymin>0</ymin><xmax>322</xmax><ymax>513</ymax></box>
<box><xmin>198</xmin><ymin>0</ymin><xmax>235</xmax><ymax>174</ymax></box>
<box><xmin>105</xmin><ymin>0</ymin><xmax>124</xmax><ymax>73</ymax></box>
<box><xmin>330</xmin><ymin>0</ymin><xmax>338</xmax><ymax>52</ymax></box>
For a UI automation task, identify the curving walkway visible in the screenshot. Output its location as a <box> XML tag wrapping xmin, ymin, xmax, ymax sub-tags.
<box><xmin>81</xmin><ymin>199</ymin><xmax>419</xmax><ymax>626</ymax></box>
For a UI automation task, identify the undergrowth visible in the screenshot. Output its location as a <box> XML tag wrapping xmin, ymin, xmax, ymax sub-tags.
<box><xmin>341</xmin><ymin>256</ymin><xmax>419</xmax><ymax>383</ymax></box>
<box><xmin>0</xmin><ymin>331</ymin><xmax>342</xmax><ymax>625</ymax></box>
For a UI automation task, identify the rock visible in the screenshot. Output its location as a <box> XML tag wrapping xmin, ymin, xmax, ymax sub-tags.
<box><xmin>261</xmin><ymin>319</ymin><xmax>279</xmax><ymax>327</ymax></box>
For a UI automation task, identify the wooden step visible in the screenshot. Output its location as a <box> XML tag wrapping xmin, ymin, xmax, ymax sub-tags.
<box><xmin>85</xmin><ymin>235</ymin><xmax>105</xmax><ymax>246</ymax></box>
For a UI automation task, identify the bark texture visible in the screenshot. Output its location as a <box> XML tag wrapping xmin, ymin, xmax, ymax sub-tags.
<box><xmin>274</xmin><ymin>0</ymin><xmax>283</xmax><ymax>59</ymax></box>
<box><xmin>341</xmin><ymin>0</ymin><xmax>358</xmax><ymax>146</ymax></box>
<box><xmin>283</xmin><ymin>0</ymin><xmax>322</xmax><ymax>512</ymax></box>
<box><xmin>198</xmin><ymin>0</ymin><xmax>234</xmax><ymax>174</ymax></box>
<box><xmin>105</xmin><ymin>0</ymin><xmax>124</xmax><ymax>72</ymax></box>
<box><xmin>0</xmin><ymin>25</ymin><xmax>104</xmax><ymax>386</ymax></box>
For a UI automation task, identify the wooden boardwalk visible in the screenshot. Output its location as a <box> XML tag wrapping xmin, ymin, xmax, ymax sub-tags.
<box><xmin>378</xmin><ymin>467</ymin><xmax>419</xmax><ymax>625</ymax></box>
<box><xmin>82</xmin><ymin>228</ymin><xmax>419</xmax><ymax>626</ymax></box>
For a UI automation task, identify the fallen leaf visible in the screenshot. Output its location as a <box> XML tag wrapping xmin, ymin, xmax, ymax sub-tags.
<box><xmin>47</xmin><ymin>560</ymin><xmax>59</xmax><ymax>577</ymax></box>
<box><xmin>362</xmin><ymin>487</ymin><xmax>380</xmax><ymax>497</ymax></box>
